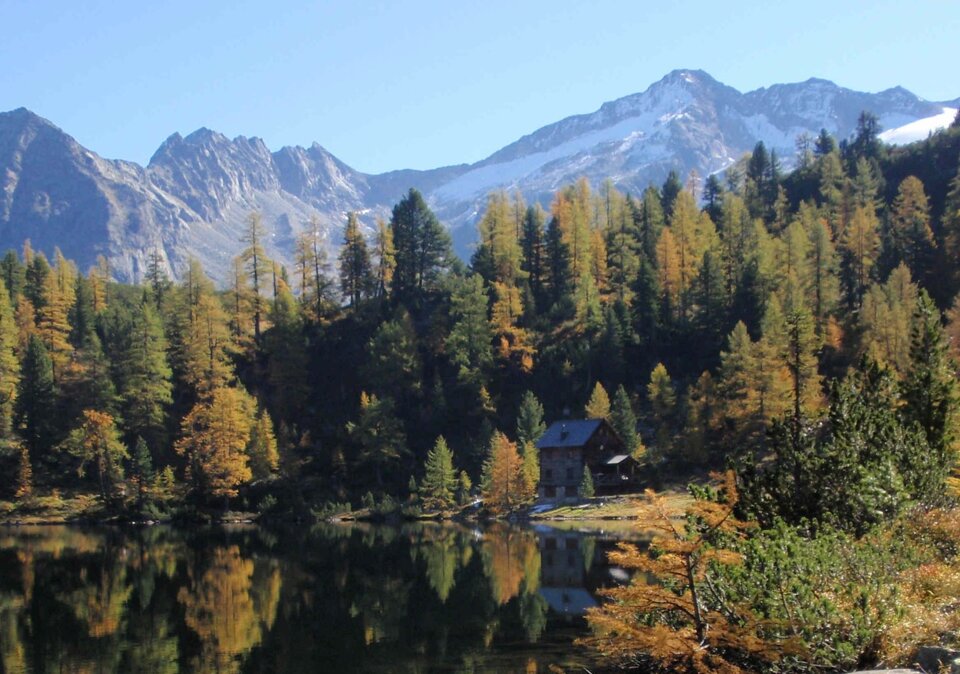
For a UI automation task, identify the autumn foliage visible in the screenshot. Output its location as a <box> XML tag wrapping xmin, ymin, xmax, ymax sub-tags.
<box><xmin>582</xmin><ymin>472</ymin><xmax>788</xmax><ymax>674</ymax></box>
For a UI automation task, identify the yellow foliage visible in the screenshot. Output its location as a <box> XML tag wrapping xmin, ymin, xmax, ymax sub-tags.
<box><xmin>582</xmin><ymin>472</ymin><xmax>785</xmax><ymax>674</ymax></box>
<box><xmin>175</xmin><ymin>386</ymin><xmax>256</xmax><ymax>499</ymax></box>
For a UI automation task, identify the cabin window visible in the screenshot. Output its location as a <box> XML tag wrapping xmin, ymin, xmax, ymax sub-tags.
<box><xmin>545</xmin><ymin>486</ymin><xmax>556</xmax><ymax>497</ymax></box>
<box><xmin>545</xmin><ymin>469</ymin><xmax>554</xmax><ymax>480</ymax></box>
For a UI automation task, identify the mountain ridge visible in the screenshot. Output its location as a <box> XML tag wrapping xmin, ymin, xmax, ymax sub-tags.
<box><xmin>0</xmin><ymin>71</ymin><xmax>956</xmax><ymax>283</ymax></box>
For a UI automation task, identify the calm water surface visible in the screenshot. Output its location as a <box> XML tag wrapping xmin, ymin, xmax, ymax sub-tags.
<box><xmin>0</xmin><ymin>521</ymin><xmax>641</xmax><ymax>673</ymax></box>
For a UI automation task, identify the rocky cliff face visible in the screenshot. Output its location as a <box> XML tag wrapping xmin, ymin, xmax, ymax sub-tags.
<box><xmin>0</xmin><ymin>71</ymin><xmax>954</xmax><ymax>283</ymax></box>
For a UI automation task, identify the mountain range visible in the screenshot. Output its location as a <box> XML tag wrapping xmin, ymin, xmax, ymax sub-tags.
<box><xmin>1</xmin><ymin>69</ymin><xmax>956</xmax><ymax>283</ymax></box>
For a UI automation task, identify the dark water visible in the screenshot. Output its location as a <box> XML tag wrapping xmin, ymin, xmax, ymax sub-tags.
<box><xmin>0</xmin><ymin>521</ymin><xmax>639</xmax><ymax>673</ymax></box>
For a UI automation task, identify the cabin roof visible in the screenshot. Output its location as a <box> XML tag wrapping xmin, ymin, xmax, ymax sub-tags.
<box><xmin>536</xmin><ymin>419</ymin><xmax>605</xmax><ymax>449</ymax></box>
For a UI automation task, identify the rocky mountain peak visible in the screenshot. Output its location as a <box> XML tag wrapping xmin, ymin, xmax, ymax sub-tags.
<box><xmin>0</xmin><ymin>70</ymin><xmax>955</xmax><ymax>285</ymax></box>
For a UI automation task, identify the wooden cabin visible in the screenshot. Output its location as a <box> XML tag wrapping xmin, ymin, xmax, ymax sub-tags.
<box><xmin>536</xmin><ymin>419</ymin><xmax>636</xmax><ymax>501</ymax></box>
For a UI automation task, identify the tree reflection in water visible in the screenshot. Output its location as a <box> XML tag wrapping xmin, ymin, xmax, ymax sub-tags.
<box><xmin>0</xmin><ymin>522</ymin><xmax>620</xmax><ymax>673</ymax></box>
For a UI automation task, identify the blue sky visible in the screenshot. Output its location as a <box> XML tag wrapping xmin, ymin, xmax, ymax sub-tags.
<box><xmin>1</xmin><ymin>1</ymin><xmax>956</xmax><ymax>173</ymax></box>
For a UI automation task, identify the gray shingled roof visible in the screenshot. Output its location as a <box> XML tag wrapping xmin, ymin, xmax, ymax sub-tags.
<box><xmin>535</xmin><ymin>419</ymin><xmax>604</xmax><ymax>449</ymax></box>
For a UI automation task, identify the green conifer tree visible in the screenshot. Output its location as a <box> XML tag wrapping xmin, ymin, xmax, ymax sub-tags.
<box><xmin>421</xmin><ymin>436</ymin><xmax>457</xmax><ymax>510</ymax></box>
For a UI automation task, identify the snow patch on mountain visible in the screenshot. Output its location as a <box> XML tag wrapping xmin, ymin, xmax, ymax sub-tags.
<box><xmin>879</xmin><ymin>107</ymin><xmax>957</xmax><ymax>145</ymax></box>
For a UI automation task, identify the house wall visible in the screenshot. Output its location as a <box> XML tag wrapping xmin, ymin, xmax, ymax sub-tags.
<box><xmin>538</xmin><ymin>447</ymin><xmax>584</xmax><ymax>501</ymax></box>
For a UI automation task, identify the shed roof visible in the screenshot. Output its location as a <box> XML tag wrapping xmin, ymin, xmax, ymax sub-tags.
<box><xmin>536</xmin><ymin>419</ymin><xmax>604</xmax><ymax>449</ymax></box>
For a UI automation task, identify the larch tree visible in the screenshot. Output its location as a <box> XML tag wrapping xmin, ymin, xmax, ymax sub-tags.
<box><xmin>35</xmin><ymin>260</ymin><xmax>74</xmax><ymax>381</ymax></box>
<box><xmin>62</xmin><ymin>409</ymin><xmax>129</xmax><ymax>501</ymax></box>
<box><xmin>782</xmin><ymin>293</ymin><xmax>822</xmax><ymax>438</ymax></box>
<box><xmin>859</xmin><ymin>263</ymin><xmax>918</xmax><ymax>374</ymax></box>
<box><xmin>582</xmin><ymin>473</ymin><xmax>779</xmax><ymax>673</ymax></box>
<box><xmin>841</xmin><ymin>205</ymin><xmax>881</xmax><ymax>306</ymax></box>
<box><xmin>481</xmin><ymin>431</ymin><xmax>530</xmax><ymax>514</ymax></box>
<box><xmin>647</xmin><ymin>363</ymin><xmax>676</xmax><ymax>460</ymax></box>
<box><xmin>172</xmin><ymin>260</ymin><xmax>235</xmax><ymax>398</ymax></box>
<box><xmin>421</xmin><ymin>435</ymin><xmax>457</xmax><ymax>511</ymax></box>
<box><xmin>175</xmin><ymin>386</ymin><xmax>256</xmax><ymax>502</ymax></box>
<box><xmin>888</xmin><ymin>175</ymin><xmax>935</xmax><ymax>278</ymax></box>
<box><xmin>585</xmin><ymin>382</ymin><xmax>611</xmax><ymax>420</ymax></box>
<box><xmin>241</xmin><ymin>212</ymin><xmax>270</xmax><ymax>341</ymax></box>
<box><xmin>373</xmin><ymin>217</ymin><xmax>396</xmax><ymax>299</ymax></box>
<box><xmin>247</xmin><ymin>408</ymin><xmax>279</xmax><ymax>481</ymax></box>
<box><xmin>0</xmin><ymin>278</ymin><xmax>20</xmax><ymax>439</ymax></box>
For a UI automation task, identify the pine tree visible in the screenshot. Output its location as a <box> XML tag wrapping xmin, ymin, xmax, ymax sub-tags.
<box><xmin>338</xmin><ymin>212</ymin><xmax>374</xmax><ymax>307</ymax></box>
<box><xmin>421</xmin><ymin>435</ymin><xmax>457</xmax><ymax>511</ymax></box>
<box><xmin>902</xmin><ymin>290</ymin><xmax>958</xmax><ymax>487</ymax></box>
<box><xmin>390</xmin><ymin>188</ymin><xmax>453</xmax><ymax>300</ymax></box>
<box><xmin>584</xmin><ymin>382</ymin><xmax>611</xmax><ymax>420</ymax></box>
<box><xmin>661</xmin><ymin>170</ymin><xmax>683</xmax><ymax>221</ymax></box>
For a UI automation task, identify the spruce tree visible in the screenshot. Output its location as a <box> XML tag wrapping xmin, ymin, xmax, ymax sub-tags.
<box><xmin>516</xmin><ymin>391</ymin><xmax>546</xmax><ymax>448</ymax></box>
<box><xmin>116</xmin><ymin>299</ymin><xmax>173</xmax><ymax>454</ymax></box>
<box><xmin>579</xmin><ymin>465</ymin><xmax>595</xmax><ymax>498</ymax></box>
<box><xmin>15</xmin><ymin>334</ymin><xmax>57</xmax><ymax>459</ymax></box>
<box><xmin>130</xmin><ymin>436</ymin><xmax>154</xmax><ymax>509</ymax></box>
<box><xmin>611</xmin><ymin>385</ymin><xmax>641</xmax><ymax>458</ymax></box>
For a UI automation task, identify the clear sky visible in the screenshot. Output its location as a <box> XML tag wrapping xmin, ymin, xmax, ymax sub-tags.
<box><xmin>1</xmin><ymin>0</ymin><xmax>957</xmax><ymax>173</ymax></box>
